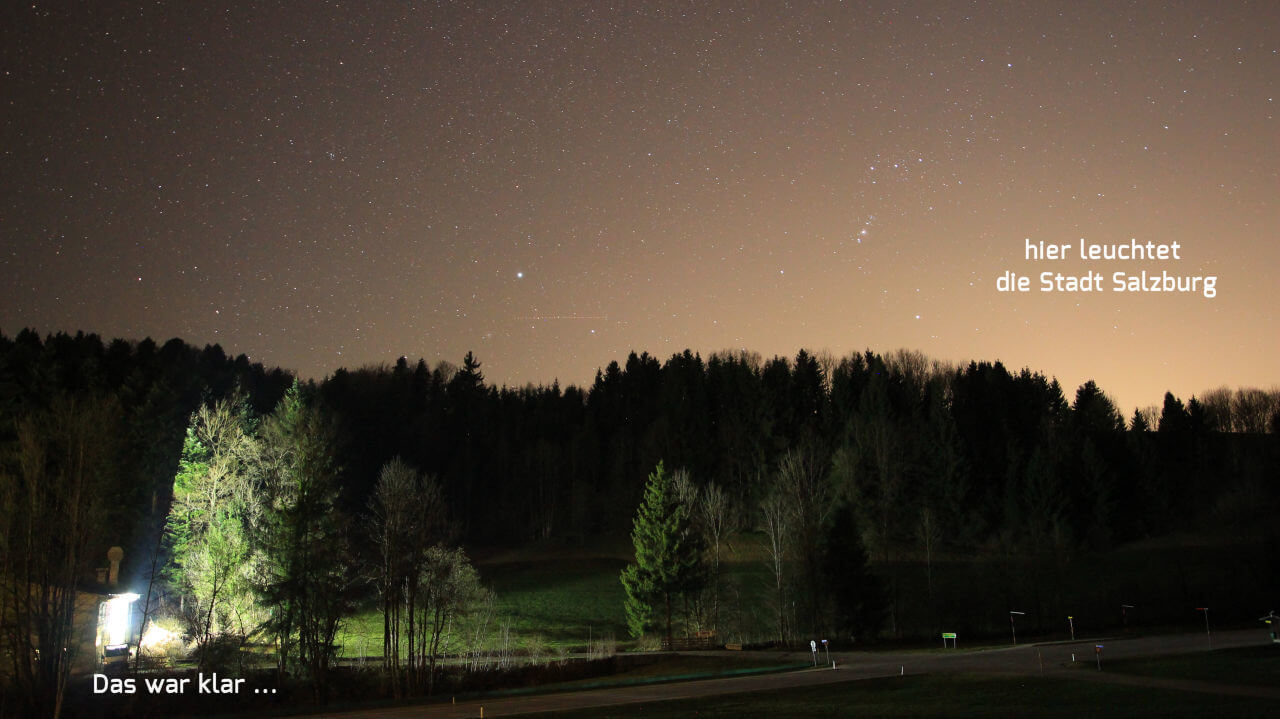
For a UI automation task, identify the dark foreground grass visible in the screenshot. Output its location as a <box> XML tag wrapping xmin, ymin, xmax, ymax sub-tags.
<box><xmin>539</xmin><ymin>673</ymin><xmax>1276</xmax><ymax>719</ymax></box>
<box><xmin>604</xmin><ymin>655</ymin><xmax>799</xmax><ymax>680</ymax></box>
<box><xmin>1100</xmin><ymin>644</ymin><xmax>1280</xmax><ymax>687</ymax></box>
<box><xmin>541</xmin><ymin>654</ymin><xmax>806</xmax><ymax>692</ymax></box>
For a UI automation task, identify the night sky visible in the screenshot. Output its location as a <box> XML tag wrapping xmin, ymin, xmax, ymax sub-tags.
<box><xmin>3</xmin><ymin>1</ymin><xmax>1276</xmax><ymax>412</ymax></box>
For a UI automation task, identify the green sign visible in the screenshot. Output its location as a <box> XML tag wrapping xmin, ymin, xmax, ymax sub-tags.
<box><xmin>942</xmin><ymin>633</ymin><xmax>957</xmax><ymax>639</ymax></box>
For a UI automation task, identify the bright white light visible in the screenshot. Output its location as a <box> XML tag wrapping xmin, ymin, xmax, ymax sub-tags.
<box><xmin>140</xmin><ymin>622</ymin><xmax>179</xmax><ymax>650</ymax></box>
<box><xmin>104</xmin><ymin>593</ymin><xmax>139</xmax><ymax>647</ymax></box>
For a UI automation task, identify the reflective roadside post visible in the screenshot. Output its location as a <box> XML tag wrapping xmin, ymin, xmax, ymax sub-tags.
<box><xmin>1068</xmin><ymin>615</ymin><xmax>1075</xmax><ymax>641</ymax></box>
<box><xmin>1009</xmin><ymin>611</ymin><xmax>1025</xmax><ymax>645</ymax></box>
<box><xmin>1196</xmin><ymin>607</ymin><xmax>1211</xmax><ymax>648</ymax></box>
<box><xmin>1260</xmin><ymin>610</ymin><xmax>1279</xmax><ymax>644</ymax></box>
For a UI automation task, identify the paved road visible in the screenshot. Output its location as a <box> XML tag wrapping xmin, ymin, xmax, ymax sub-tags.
<box><xmin>299</xmin><ymin>629</ymin><xmax>1277</xmax><ymax>718</ymax></box>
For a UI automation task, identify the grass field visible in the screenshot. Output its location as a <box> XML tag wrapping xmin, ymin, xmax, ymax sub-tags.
<box><xmin>483</xmin><ymin>556</ymin><xmax>631</xmax><ymax>646</ymax></box>
<box><xmin>335</xmin><ymin>549</ymin><xmax>633</xmax><ymax>657</ymax></box>
<box><xmin>543</xmin><ymin>672</ymin><xmax>1277</xmax><ymax>718</ymax></box>
<box><xmin>336</xmin><ymin>538</ymin><xmax>776</xmax><ymax>656</ymax></box>
<box><xmin>1098</xmin><ymin>644</ymin><xmax>1280</xmax><ymax>687</ymax></box>
<box><xmin>332</xmin><ymin>532</ymin><xmax>1275</xmax><ymax>660</ymax></box>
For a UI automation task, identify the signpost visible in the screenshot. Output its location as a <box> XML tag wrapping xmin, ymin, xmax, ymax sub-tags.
<box><xmin>821</xmin><ymin>639</ymin><xmax>830</xmax><ymax>666</ymax></box>
<box><xmin>1260</xmin><ymin>610</ymin><xmax>1279</xmax><ymax>644</ymax></box>
<box><xmin>810</xmin><ymin>639</ymin><xmax>818</xmax><ymax>666</ymax></box>
<box><xmin>1009</xmin><ymin>611</ymin><xmax>1025</xmax><ymax>645</ymax></box>
<box><xmin>1067</xmin><ymin>615</ymin><xmax>1075</xmax><ymax>641</ymax></box>
<box><xmin>1121</xmin><ymin>604</ymin><xmax>1135</xmax><ymax>630</ymax></box>
<box><xmin>941</xmin><ymin>632</ymin><xmax>957</xmax><ymax>649</ymax></box>
<box><xmin>1095</xmin><ymin>644</ymin><xmax>1103</xmax><ymax>671</ymax></box>
<box><xmin>1196</xmin><ymin>607</ymin><xmax>1211</xmax><ymax>648</ymax></box>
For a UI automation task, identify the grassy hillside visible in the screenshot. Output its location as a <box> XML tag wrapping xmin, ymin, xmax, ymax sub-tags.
<box><xmin>335</xmin><ymin>530</ymin><xmax>1275</xmax><ymax>658</ymax></box>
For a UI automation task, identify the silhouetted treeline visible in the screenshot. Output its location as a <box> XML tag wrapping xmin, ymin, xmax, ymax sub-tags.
<box><xmin>3</xmin><ymin>329</ymin><xmax>1277</xmax><ymax>556</ymax></box>
<box><xmin>315</xmin><ymin>347</ymin><xmax>1280</xmax><ymax>554</ymax></box>
<box><xmin>0</xmin><ymin>328</ymin><xmax>294</xmax><ymax>578</ymax></box>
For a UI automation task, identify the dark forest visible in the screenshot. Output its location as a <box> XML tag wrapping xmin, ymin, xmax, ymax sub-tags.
<box><xmin>2</xmin><ymin>328</ymin><xmax>1277</xmax><ymax>714</ymax></box>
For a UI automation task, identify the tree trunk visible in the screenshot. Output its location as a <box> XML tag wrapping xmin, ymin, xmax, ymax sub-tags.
<box><xmin>665</xmin><ymin>592</ymin><xmax>673</xmax><ymax>645</ymax></box>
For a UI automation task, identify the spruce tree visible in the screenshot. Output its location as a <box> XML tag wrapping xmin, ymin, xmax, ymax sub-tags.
<box><xmin>620</xmin><ymin>461</ymin><xmax>705</xmax><ymax>642</ymax></box>
<box><xmin>821</xmin><ymin>501</ymin><xmax>884</xmax><ymax>641</ymax></box>
<box><xmin>254</xmin><ymin>382</ymin><xmax>354</xmax><ymax>699</ymax></box>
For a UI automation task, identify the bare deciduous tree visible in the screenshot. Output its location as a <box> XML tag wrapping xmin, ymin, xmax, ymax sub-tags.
<box><xmin>1</xmin><ymin>396</ymin><xmax>119</xmax><ymax>719</ymax></box>
<box><xmin>775</xmin><ymin>447</ymin><xmax>832</xmax><ymax>637</ymax></box>
<box><xmin>414</xmin><ymin>546</ymin><xmax>489</xmax><ymax>695</ymax></box>
<box><xmin>699</xmin><ymin>481</ymin><xmax>733</xmax><ymax>630</ymax></box>
<box><xmin>167</xmin><ymin>396</ymin><xmax>262</xmax><ymax>669</ymax></box>
<box><xmin>759</xmin><ymin>489</ymin><xmax>790</xmax><ymax>644</ymax></box>
<box><xmin>369</xmin><ymin>456</ymin><xmax>446</xmax><ymax>696</ymax></box>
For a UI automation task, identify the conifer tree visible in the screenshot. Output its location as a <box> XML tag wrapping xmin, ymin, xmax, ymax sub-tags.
<box><xmin>620</xmin><ymin>461</ymin><xmax>705</xmax><ymax>642</ymax></box>
<box><xmin>821</xmin><ymin>501</ymin><xmax>884</xmax><ymax>640</ymax></box>
<box><xmin>254</xmin><ymin>382</ymin><xmax>354</xmax><ymax>699</ymax></box>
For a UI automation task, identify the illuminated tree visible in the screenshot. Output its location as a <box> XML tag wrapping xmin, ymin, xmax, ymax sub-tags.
<box><xmin>166</xmin><ymin>395</ymin><xmax>261</xmax><ymax>668</ymax></box>
<box><xmin>620</xmin><ymin>461</ymin><xmax>705</xmax><ymax>642</ymax></box>
<box><xmin>414</xmin><ymin>545</ymin><xmax>488</xmax><ymax>694</ymax></box>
